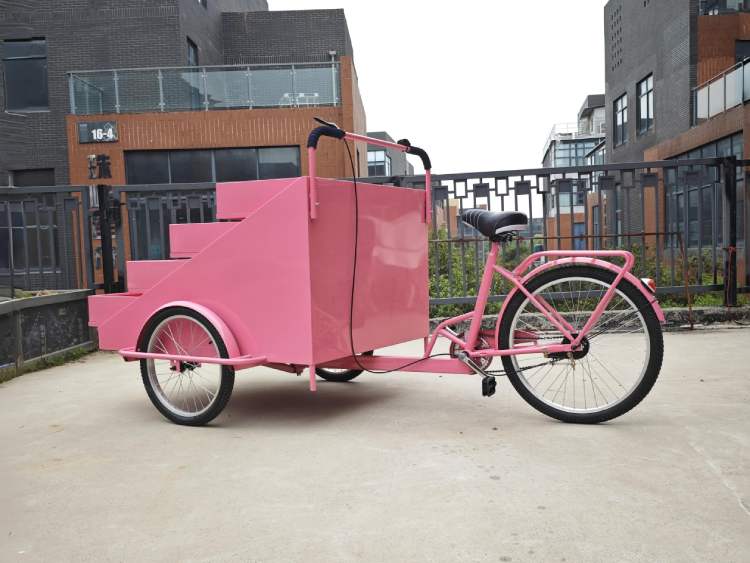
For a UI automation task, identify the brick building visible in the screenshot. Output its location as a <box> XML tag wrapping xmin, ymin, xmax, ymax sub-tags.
<box><xmin>0</xmin><ymin>1</ymin><xmax>367</xmax><ymax>187</ymax></box>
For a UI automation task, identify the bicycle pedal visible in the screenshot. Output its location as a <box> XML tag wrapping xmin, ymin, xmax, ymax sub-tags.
<box><xmin>482</xmin><ymin>375</ymin><xmax>496</xmax><ymax>397</ymax></box>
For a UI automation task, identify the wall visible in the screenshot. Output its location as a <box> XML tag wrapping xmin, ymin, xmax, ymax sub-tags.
<box><xmin>697</xmin><ymin>12</ymin><xmax>750</xmax><ymax>83</ymax></box>
<box><xmin>221</xmin><ymin>9</ymin><xmax>353</xmax><ymax>65</ymax></box>
<box><xmin>0</xmin><ymin>0</ymin><xmax>191</xmax><ymax>185</ymax></box>
<box><xmin>604</xmin><ymin>0</ymin><xmax>697</xmax><ymax>163</ymax></box>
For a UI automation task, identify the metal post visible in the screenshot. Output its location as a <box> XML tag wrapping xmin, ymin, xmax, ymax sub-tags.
<box><xmin>722</xmin><ymin>156</ymin><xmax>738</xmax><ymax>307</ymax></box>
<box><xmin>113</xmin><ymin>70</ymin><xmax>120</xmax><ymax>114</ymax></box>
<box><xmin>202</xmin><ymin>68</ymin><xmax>209</xmax><ymax>111</ymax></box>
<box><xmin>251</xmin><ymin>67</ymin><xmax>253</xmax><ymax>109</ymax></box>
<box><xmin>68</xmin><ymin>74</ymin><xmax>77</xmax><ymax>115</ymax></box>
<box><xmin>97</xmin><ymin>185</ymin><xmax>115</xmax><ymax>294</ymax></box>
<box><xmin>5</xmin><ymin>204</ymin><xmax>14</xmax><ymax>299</ymax></box>
<box><xmin>331</xmin><ymin>62</ymin><xmax>338</xmax><ymax>105</ymax></box>
<box><xmin>291</xmin><ymin>66</ymin><xmax>296</xmax><ymax>107</ymax></box>
<box><xmin>158</xmin><ymin>69</ymin><xmax>165</xmax><ymax>112</ymax></box>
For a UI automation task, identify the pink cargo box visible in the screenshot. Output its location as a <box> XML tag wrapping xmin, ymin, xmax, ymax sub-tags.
<box><xmin>88</xmin><ymin>176</ymin><xmax>429</xmax><ymax>366</ymax></box>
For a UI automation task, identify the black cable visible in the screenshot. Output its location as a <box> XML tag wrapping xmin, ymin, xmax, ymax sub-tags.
<box><xmin>343</xmin><ymin>140</ymin><xmax>450</xmax><ymax>374</ymax></box>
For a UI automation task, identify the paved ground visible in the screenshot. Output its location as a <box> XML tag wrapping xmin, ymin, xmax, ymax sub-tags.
<box><xmin>1</xmin><ymin>328</ymin><xmax>749</xmax><ymax>562</ymax></box>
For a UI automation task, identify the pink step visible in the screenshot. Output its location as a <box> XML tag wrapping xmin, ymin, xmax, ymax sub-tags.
<box><xmin>88</xmin><ymin>293</ymin><xmax>141</xmax><ymax>327</ymax></box>
<box><xmin>169</xmin><ymin>222</ymin><xmax>237</xmax><ymax>258</ymax></box>
<box><xmin>126</xmin><ymin>260</ymin><xmax>184</xmax><ymax>292</ymax></box>
<box><xmin>216</xmin><ymin>178</ymin><xmax>304</xmax><ymax>220</ymax></box>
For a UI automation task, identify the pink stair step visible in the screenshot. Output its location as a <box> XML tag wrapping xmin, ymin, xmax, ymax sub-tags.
<box><xmin>126</xmin><ymin>260</ymin><xmax>184</xmax><ymax>293</ymax></box>
<box><xmin>215</xmin><ymin>178</ymin><xmax>303</xmax><ymax>220</ymax></box>
<box><xmin>169</xmin><ymin>222</ymin><xmax>237</xmax><ymax>258</ymax></box>
<box><xmin>88</xmin><ymin>293</ymin><xmax>141</xmax><ymax>327</ymax></box>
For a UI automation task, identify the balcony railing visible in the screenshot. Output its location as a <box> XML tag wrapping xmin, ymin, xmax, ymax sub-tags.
<box><xmin>692</xmin><ymin>57</ymin><xmax>749</xmax><ymax>124</ymax></box>
<box><xmin>67</xmin><ymin>62</ymin><xmax>341</xmax><ymax>115</ymax></box>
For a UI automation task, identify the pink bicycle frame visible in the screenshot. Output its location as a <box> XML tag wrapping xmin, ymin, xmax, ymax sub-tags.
<box><xmin>319</xmin><ymin>237</ymin><xmax>664</xmax><ymax>372</ymax></box>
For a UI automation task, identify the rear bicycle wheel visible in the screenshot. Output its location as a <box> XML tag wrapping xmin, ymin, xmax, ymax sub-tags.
<box><xmin>499</xmin><ymin>265</ymin><xmax>663</xmax><ymax>424</ymax></box>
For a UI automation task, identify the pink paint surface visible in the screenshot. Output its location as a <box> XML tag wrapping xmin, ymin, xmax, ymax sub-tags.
<box><xmin>89</xmin><ymin>176</ymin><xmax>429</xmax><ymax>365</ymax></box>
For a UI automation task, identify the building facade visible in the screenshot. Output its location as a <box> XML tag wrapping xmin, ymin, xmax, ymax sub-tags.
<box><xmin>603</xmin><ymin>0</ymin><xmax>749</xmax><ymax>283</ymax></box>
<box><xmin>366</xmin><ymin>131</ymin><xmax>414</xmax><ymax>178</ymax></box>
<box><xmin>0</xmin><ymin>1</ymin><xmax>368</xmax><ymax>187</ymax></box>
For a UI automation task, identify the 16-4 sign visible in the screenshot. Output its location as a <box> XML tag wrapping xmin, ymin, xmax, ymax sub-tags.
<box><xmin>78</xmin><ymin>121</ymin><xmax>118</xmax><ymax>144</ymax></box>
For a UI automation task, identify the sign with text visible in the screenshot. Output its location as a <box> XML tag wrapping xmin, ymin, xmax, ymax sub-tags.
<box><xmin>78</xmin><ymin>121</ymin><xmax>118</xmax><ymax>144</ymax></box>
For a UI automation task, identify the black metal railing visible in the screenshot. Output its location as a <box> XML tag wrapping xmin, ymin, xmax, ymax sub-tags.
<box><xmin>1</xmin><ymin>158</ymin><xmax>746</xmax><ymax>310</ymax></box>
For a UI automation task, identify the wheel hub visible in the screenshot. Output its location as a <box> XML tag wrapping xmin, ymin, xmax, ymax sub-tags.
<box><xmin>548</xmin><ymin>334</ymin><xmax>590</xmax><ymax>360</ymax></box>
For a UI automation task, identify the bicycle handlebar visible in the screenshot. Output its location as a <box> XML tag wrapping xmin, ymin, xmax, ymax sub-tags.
<box><xmin>307</xmin><ymin>120</ymin><xmax>433</xmax><ymax>223</ymax></box>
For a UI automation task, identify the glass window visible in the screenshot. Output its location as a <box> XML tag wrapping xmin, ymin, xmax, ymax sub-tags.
<box><xmin>125</xmin><ymin>151</ymin><xmax>170</xmax><ymax>184</ymax></box>
<box><xmin>637</xmin><ymin>74</ymin><xmax>654</xmax><ymax>134</ymax></box>
<box><xmin>736</xmin><ymin>39</ymin><xmax>750</xmax><ymax>63</ymax></box>
<box><xmin>170</xmin><ymin>150</ymin><xmax>212</xmax><ymax>183</ymax></box>
<box><xmin>367</xmin><ymin>149</ymin><xmax>391</xmax><ymax>176</ymax></box>
<box><xmin>614</xmin><ymin>94</ymin><xmax>628</xmax><ymax>146</ymax></box>
<box><xmin>258</xmin><ymin>147</ymin><xmax>300</xmax><ymax>179</ymax></box>
<box><xmin>197</xmin><ymin>0</ymin><xmax>207</xmax><ymax>8</ymax></box>
<box><xmin>187</xmin><ymin>38</ymin><xmax>199</xmax><ymax>66</ymax></box>
<box><xmin>215</xmin><ymin>148</ymin><xmax>258</xmax><ymax>182</ymax></box>
<box><xmin>11</xmin><ymin>168</ymin><xmax>54</xmax><ymax>187</ymax></box>
<box><xmin>2</xmin><ymin>38</ymin><xmax>48</xmax><ymax>111</ymax></box>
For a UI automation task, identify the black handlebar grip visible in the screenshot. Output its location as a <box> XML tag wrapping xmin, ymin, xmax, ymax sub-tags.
<box><xmin>307</xmin><ymin>125</ymin><xmax>345</xmax><ymax>148</ymax></box>
<box><xmin>397</xmin><ymin>140</ymin><xmax>431</xmax><ymax>171</ymax></box>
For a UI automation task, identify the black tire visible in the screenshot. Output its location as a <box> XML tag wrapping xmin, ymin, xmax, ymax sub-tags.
<box><xmin>315</xmin><ymin>351</ymin><xmax>374</xmax><ymax>382</ymax></box>
<box><xmin>499</xmin><ymin>265</ymin><xmax>663</xmax><ymax>424</ymax></box>
<box><xmin>139</xmin><ymin>306</ymin><xmax>235</xmax><ymax>426</ymax></box>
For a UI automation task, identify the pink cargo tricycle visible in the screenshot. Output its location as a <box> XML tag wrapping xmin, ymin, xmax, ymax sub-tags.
<box><xmin>89</xmin><ymin>123</ymin><xmax>665</xmax><ymax>426</ymax></box>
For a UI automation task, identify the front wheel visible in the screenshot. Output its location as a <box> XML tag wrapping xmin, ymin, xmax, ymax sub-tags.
<box><xmin>499</xmin><ymin>265</ymin><xmax>663</xmax><ymax>424</ymax></box>
<box><xmin>139</xmin><ymin>307</ymin><xmax>235</xmax><ymax>426</ymax></box>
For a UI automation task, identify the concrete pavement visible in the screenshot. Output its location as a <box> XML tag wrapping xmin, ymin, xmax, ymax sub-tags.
<box><xmin>0</xmin><ymin>328</ymin><xmax>749</xmax><ymax>562</ymax></box>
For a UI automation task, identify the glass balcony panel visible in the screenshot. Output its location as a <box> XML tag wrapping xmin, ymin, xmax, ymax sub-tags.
<box><xmin>744</xmin><ymin>61</ymin><xmax>750</xmax><ymax>101</ymax></box>
<box><xmin>117</xmin><ymin>69</ymin><xmax>161</xmax><ymax>113</ymax></box>
<box><xmin>162</xmin><ymin>68</ymin><xmax>205</xmax><ymax>111</ymax></box>
<box><xmin>294</xmin><ymin>65</ymin><xmax>338</xmax><ymax>105</ymax></box>
<box><xmin>250</xmin><ymin>67</ymin><xmax>294</xmax><ymax>108</ymax></box>
<box><xmin>71</xmin><ymin>72</ymin><xmax>117</xmax><ymax>114</ymax></box>
<box><xmin>69</xmin><ymin>63</ymin><xmax>340</xmax><ymax>114</ymax></box>
<box><xmin>708</xmin><ymin>79</ymin><xmax>724</xmax><ymax>117</ymax></box>
<box><xmin>205</xmin><ymin>68</ymin><xmax>250</xmax><ymax>109</ymax></box>
<box><xmin>724</xmin><ymin>67</ymin><xmax>742</xmax><ymax>109</ymax></box>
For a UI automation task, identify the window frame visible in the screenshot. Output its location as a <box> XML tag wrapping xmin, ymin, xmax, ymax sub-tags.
<box><xmin>613</xmin><ymin>93</ymin><xmax>628</xmax><ymax>147</ymax></box>
<box><xmin>636</xmin><ymin>74</ymin><xmax>654</xmax><ymax>135</ymax></box>
<box><xmin>2</xmin><ymin>38</ymin><xmax>49</xmax><ymax>112</ymax></box>
<box><xmin>124</xmin><ymin>146</ymin><xmax>301</xmax><ymax>185</ymax></box>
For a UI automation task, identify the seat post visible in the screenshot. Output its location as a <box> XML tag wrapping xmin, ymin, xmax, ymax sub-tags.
<box><xmin>466</xmin><ymin>241</ymin><xmax>500</xmax><ymax>351</ymax></box>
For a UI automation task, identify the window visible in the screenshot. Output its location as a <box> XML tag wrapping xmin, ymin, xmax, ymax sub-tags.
<box><xmin>197</xmin><ymin>0</ymin><xmax>207</xmax><ymax>7</ymax></box>
<box><xmin>614</xmin><ymin>94</ymin><xmax>628</xmax><ymax>146</ymax></box>
<box><xmin>367</xmin><ymin>150</ymin><xmax>392</xmax><ymax>176</ymax></box>
<box><xmin>2</xmin><ymin>38</ymin><xmax>48</xmax><ymax>111</ymax></box>
<box><xmin>125</xmin><ymin>152</ymin><xmax>170</xmax><ymax>185</ymax></box>
<box><xmin>637</xmin><ymin>74</ymin><xmax>654</xmax><ymax>134</ymax></box>
<box><xmin>125</xmin><ymin>147</ymin><xmax>300</xmax><ymax>185</ymax></box>
<box><xmin>10</xmin><ymin>168</ymin><xmax>54</xmax><ymax>187</ymax></box>
<box><xmin>187</xmin><ymin>38</ymin><xmax>199</xmax><ymax>66</ymax></box>
<box><xmin>737</xmin><ymin>40</ymin><xmax>750</xmax><ymax>63</ymax></box>
<box><xmin>573</xmin><ymin>222</ymin><xmax>586</xmax><ymax>250</ymax></box>
<box><xmin>215</xmin><ymin>148</ymin><xmax>257</xmax><ymax>182</ymax></box>
<box><xmin>170</xmin><ymin>150</ymin><xmax>212</xmax><ymax>183</ymax></box>
<box><xmin>258</xmin><ymin>147</ymin><xmax>300</xmax><ymax>179</ymax></box>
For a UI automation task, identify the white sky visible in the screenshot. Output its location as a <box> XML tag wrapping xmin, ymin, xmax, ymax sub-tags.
<box><xmin>272</xmin><ymin>0</ymin><xmax>607</xmax><ymax>174</ymax></box>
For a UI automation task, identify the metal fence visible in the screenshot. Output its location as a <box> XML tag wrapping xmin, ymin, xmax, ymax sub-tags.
<box><xmin>0</xmin><ymin>185</ymin><xmax>94</xmax><ymax>299</ymax></box>
<box><xmin>1</xmin><ymin>158</ymin><xmax>746</xmax><ymax>310</ymax></box>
